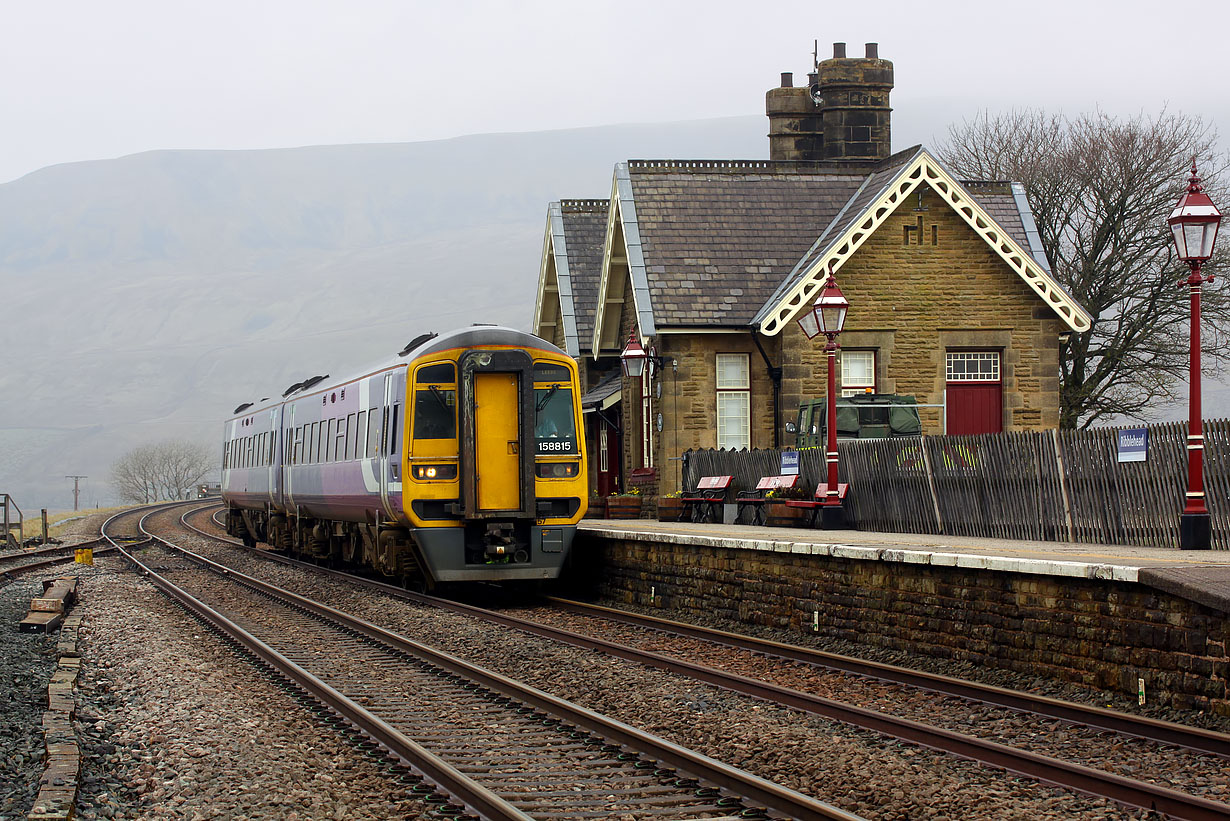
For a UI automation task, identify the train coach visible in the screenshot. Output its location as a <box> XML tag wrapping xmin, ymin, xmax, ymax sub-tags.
<box><xmin>221</xmin><ymin>326</ymin><xmax>588</xmax><ymax>588</ymax></box>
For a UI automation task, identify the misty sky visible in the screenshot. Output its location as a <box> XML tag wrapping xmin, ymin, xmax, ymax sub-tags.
<box><xmin>3</xmin><ymin>0</ymin><xmax>1228</xmax><ymax>184</ymax></box>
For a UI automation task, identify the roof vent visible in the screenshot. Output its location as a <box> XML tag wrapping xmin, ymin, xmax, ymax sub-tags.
<box><xmin>399</xmin><ymin>332</ymin><xmax>438</xmax><ymax>357</ymax></box>
<box><xmin>281</xmin><ymin>374</ymin><xmax>329</xmax><ymax>397</ymax></box>
<box><xmin>233</xmin><ymin>402</ymin><xmax>253</xmax><ymax>414</ymax></box>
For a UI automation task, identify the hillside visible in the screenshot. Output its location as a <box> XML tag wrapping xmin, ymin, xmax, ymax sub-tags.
<box><xmin>0</xmin><ymin>118</ymin><xmax>767</xmax><ymax>509</ymax></box>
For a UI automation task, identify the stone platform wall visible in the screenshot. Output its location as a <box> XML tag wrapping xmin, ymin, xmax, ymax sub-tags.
<box><xmin>575</xmin><ymin>534</ymin><xmax>1230</xmax><ymax>715</ymax></box>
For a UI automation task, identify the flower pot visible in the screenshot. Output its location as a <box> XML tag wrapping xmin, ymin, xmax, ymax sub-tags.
<box><xmin>587</xmin><ymin>497</ymin><xmax>607</xmax><ymax>519</ymax></box>
<box><xmin>765</xmin><ymin>501</ymin><xmax>811</xmax><ymax>528</ymax></box>
<box><xmin>657</xmin><ymin>497</ymin><xmax>683</xmax><ymax>522</ymax></box>
<box><xmin>607</xmin><ymin>496</ymin><xmax>644</xmax><ymax>519</ymax></box>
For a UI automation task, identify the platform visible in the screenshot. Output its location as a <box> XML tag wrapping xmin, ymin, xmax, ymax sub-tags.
<box><xmin>579</xmin><ymin>519</ymin><xmax>1230</xmax><ymax>614</ymax></box>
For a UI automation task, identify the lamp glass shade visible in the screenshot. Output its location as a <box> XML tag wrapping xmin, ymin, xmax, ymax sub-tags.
<box><xmin>819</xmin><ymin>302</ymin><xmax>847</xmax><ymax>335</ymax></box>
<box><xmin>796</xmin><ymin>309</ymin><xmax>821</xmax><ymax>340</ymax></box>
<box><xmin>621</xmin><ymin>334</ymin><xmax>647</xmax><ymax>378</ymax></box>
<box><xmin>816</xmin><ymin>279</ymin><xmax>849</xmax><ymax>335</ymax></box>
<box><xmin>1168</xmin><ymin>186</ymin><xmax>1222</xmax><ymax>262</ymax></box>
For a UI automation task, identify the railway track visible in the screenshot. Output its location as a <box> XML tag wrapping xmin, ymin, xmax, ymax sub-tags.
<box><xmin>0</xmin><ymin>501</ymin><xmax>180</xmax><ymax>579</ymax></box>
<box><xmin>171</xmin><ymin>506</ymin><xmax>1230</xmax><ymax>820</ymax></box>
<box><xmin>123</xmin><ymin>507</ymin><xmax>860</xmax><ymax>821</ymax></box>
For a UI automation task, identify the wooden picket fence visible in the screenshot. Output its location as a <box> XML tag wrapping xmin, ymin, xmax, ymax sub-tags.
<box><xmin>681</xmin><ymin>419</ymin><xmax>1230</xmax><ymax>549</ymax></box>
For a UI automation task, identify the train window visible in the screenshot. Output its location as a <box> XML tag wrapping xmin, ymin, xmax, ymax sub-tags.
<box><xmin>335</xmin><ymin>418</ymin><xmax>346</xmax><ymax>461</ymax></box>
<box><xmin>390</xmin><ymin>405</ymin><xmax>400</xmax><ymax>454</ymax></box>
<box><xmin>416</xmin><ymin>363</ymin><xmax>455</xmax><ymax>384</ymax></box>
<box><xmin>534</xmin><ymin>362</ymin><xmax>571</xmax><ymax>383</ymax></box>
<box><xmin>346</xmin><ymin>413</ymin><xmax>358</xmax><ymax>460</ymax></box>
<box><xmin>534</xmin><ymin>386</ymin><xmax>577</xmax><ymax>455</ymax></box>
<box><xmin>413</xmin><ymin>387</ymin><xmax>456</xmax><ymax>440</ymax></box>
<box><xmin>367</xmin><ymin>409</ymin><xmax>380</xmax><ymax>457</ymax></box>
<box><xmin>356</xmin><ymin>411</ymin><xmax>367</xmax><ymax>458</ymax></box>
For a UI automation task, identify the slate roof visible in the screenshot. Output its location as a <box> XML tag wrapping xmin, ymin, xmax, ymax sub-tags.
<box><xmin>624</xmin><ymin>160</ymin><xmax>867</xmax><ymax>327</ymax></box>
<box><xmin>558</xmin><ymin>200</ymin><xmax>609</xmax><ymax>348</ymax></box>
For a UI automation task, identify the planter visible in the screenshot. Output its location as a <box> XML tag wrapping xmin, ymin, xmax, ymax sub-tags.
<box><xmin>765</xmin><ymin>501</ymin><xmax>811</xmax><ymax>528</ymax></box>
<box><xmin>607</xmin><ymin>496</ymin><xmax>644</xmax><ymax>519</ymax></box>
<box><xmin>587</xmin><ymin>497</ymin><xmax>607</xmax><ymax>519</ymax></box>
<box><xmin>657</xmin><ymin>497</ymin><xmax>684</xmax><ymax>522</ymax></box>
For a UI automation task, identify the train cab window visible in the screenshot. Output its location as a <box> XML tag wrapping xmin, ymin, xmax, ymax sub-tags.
<box><xmin>414</xmin><ymin>364</ymin><xmax>456</xmax><ymax>441</ymax></box>
<box><xmin>534</xmin><ymin>385</ymin><xmax>577</xmax><ymax>455</ymax></box>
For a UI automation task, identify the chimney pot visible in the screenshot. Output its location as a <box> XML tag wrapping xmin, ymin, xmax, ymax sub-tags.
<box><xmin>865</xmin><ymin>42</ymin><xmax>879</xmax><ymax>58</ymax></box>
<box><xmin>833</xmin><ymin>42</ymin><xmax>846</xmax><ymax>58</ymax></box>
<box><xmin>780</xmin><ymin>72</ymin><xmax>793</xmax><ymax>88</ymax></box>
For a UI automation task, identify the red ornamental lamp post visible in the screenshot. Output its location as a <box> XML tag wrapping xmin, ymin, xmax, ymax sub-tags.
<box><xmin>1168</xmin><ymin>160</ymin><xmax>1222</xmax><ymax>550</ymax></box>
<box><xmin>797</xmin><ymin>269</ymin><xmax>849</xmax><ymax>528</ymax></box>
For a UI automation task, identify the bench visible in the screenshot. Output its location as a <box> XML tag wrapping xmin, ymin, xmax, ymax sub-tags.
<box><xmin>735</xmin><ymin>474</ymin><xmax>801</xmax><ymax>525</ymax></box>
<box><xmin>679</xmin><ymin>475</ymin><xmax>733</xmax><ymax>523</ymax></box>
<box><xmin>784</xmin><ymin>482</ymin><xmax>850</xmax><ymax>526</ymax></box>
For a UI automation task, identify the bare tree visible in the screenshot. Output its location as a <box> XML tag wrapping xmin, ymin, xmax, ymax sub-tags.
<box><xmin>938</xmin><ymin>109</ymin><xmax>1230</xmax><ymax>428</ymax></box>
<box><xmin>111</xmin><ymin>440</ymin><xmax>215</xmax><ymax>503</ymax></box>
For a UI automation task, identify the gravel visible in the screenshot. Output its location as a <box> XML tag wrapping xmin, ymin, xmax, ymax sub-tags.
<box><xmin>71</xmin><ymin>562</ymin><xmax>434</xmax><ymax>820</ymax></box>
<box><xmin>153</xmin><ymin>511</ymin><xmax>1179</xmax><ymax>820</ymax></box>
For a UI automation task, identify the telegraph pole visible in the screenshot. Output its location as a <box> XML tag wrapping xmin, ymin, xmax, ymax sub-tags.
<box><xmin>65</xmin><ymin>475</ymin><xmax>87</xmax><ymax>512</ymax></box>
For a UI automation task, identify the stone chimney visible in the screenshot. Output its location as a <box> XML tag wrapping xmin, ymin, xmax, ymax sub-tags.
<box><xmin>767</xmin><ymin>42</ymin><xmax>894</xmax><ymax>163</ymax></box>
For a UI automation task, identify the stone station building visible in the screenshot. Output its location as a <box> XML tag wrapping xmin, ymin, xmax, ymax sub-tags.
<box><xmin>533</xmin><ymin>44</ymin><xmax>1092</xmax><ymax>502</ymax></box>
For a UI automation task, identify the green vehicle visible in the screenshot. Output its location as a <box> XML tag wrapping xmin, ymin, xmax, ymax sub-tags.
<box><xmin>790</xmin><ymin>393</ymin><xmax>922</xmax><ymax>449</ymax></box>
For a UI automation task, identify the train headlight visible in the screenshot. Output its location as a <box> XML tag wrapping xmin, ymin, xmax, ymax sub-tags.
<box><xmin>413</xmin><ymin>464</ymin><xmax>457</xmax><ymax>480</ymax></box>
<box><xmin>535</xmin><ymin>461</ymin><xmax>580</xmax><ymax>479</ymax></box>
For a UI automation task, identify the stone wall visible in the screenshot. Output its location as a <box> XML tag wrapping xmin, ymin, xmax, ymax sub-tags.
<box><xmin>579</xmin><ymin>533</ymin><xmax>1230</xmax><ymax>715</ymax></box>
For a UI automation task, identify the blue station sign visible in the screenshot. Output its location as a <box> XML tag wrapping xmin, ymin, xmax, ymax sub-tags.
<box><xmin>1117</xmin><ymin>428</ymin><xmax>1148</xmax><ymax>463</ymax></box>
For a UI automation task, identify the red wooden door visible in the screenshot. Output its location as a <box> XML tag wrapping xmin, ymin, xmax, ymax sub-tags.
<box><xmin>945</xmin><ymin>351</ymin><xmax>1002</xmax><ymax>435</ymax></box>
<box><xmin>947</xmin><ymin>382</ymin><xmax>1002</xmax><ymax>435</ymax></box>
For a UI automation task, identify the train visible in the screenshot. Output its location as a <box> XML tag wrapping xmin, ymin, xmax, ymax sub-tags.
<box><xmin>221</xmin><ymin>326</ymin><xmax>588</xmax><ymax>588</ymax></box>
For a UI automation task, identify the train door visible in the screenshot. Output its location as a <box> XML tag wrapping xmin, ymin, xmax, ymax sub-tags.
<box><xmin>284</xmin><ymin>404</ymin><xmax>296</xmax><ymax>507</ymax></box>
<box><xmin>459</xmin><ymin>349</ymin><xmax>534</xmax><ymax>519</ymax></box>
<box><xmin>377</xmin><ymin>372</ymin><xmax>401</xmax><ymax>520</ymax></box>
<box><xmin>268</xmin><ymin>406</ymin><xmax>281</xmax><ymax>509</ymax></box>
<box><xmin>474</xmin><ymin>372</ymin><xmax>521</xmax><ymax>510</ymax></box>
<box><xmin>270</xmin><ymin>406</ymin><xmax>283</xmax><ymax>509</ymax></box>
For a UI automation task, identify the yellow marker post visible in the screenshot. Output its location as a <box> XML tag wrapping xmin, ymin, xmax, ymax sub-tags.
<box><xmin>74</xmin><ymin>548</ymin><xmax>93</xmax><ymax>566</ymax></box>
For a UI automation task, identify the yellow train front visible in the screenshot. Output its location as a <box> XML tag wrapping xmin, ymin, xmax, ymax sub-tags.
<box><xmin>394</xmin><ymin>326</ymin><xmax>588</xmax><ymax>584</ymax></box>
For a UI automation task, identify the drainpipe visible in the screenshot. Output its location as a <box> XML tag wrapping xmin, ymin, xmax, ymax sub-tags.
<box><xmin>750</xmin><ymin>330</ymin><xmax>783</xmax><ymax>449</ymax></box>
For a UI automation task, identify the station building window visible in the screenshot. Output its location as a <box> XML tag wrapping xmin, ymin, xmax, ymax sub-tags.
<box><xmin>716</xmin><ymin>353</ymin><xmax>750</xmax><ymax>450</ymax></box>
